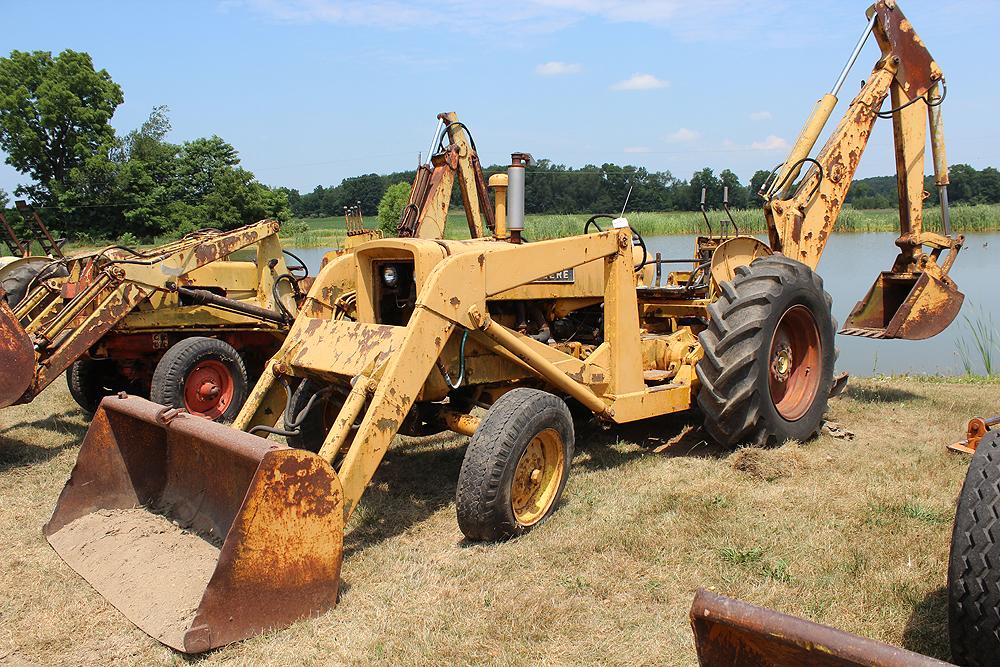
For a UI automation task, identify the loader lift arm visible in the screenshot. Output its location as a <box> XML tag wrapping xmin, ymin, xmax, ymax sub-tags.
<box><xmin>762</xmin><ymin>0</ymin><xmax>964</xmax><ymax>340</ymax></box>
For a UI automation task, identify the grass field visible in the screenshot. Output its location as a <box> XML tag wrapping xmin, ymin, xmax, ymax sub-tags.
<box><xmin>0</xmin><ymin>376</ymin><xmax>996</xmax><ymax>666</ymax></box>
<box><xmin>280</xmin><ymin>204</ymin><xmax>1000</xmax><ymax>247</ymax></box>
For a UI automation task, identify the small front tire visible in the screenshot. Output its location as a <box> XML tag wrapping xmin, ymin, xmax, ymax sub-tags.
<box><xmin>66</xmin><ymin>359</ymin><xmax>129</xmax><ymax>413</ymax></box>
<box><xmin>456</xmin><ymin>388</ymin><xmax>574</xmax><ymax>541</ymax></box>
<box><xmin>150</xmin><ymin>337</ymin><xmax>248</xmax><ymax>422</ymax></box>
<box><xmin>285</xmin><ymin>379</ymin><xmax>349</xmax><ymax>453</ymax></box>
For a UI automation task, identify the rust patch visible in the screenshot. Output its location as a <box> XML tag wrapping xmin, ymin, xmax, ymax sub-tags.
<box><xmin>374</xmin><ymin>417</ymin><xmax>398</xmax><ymax>433</ymax></box>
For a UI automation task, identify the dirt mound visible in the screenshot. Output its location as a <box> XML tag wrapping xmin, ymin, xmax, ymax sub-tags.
<box><xmin>47</xmin><ymin>508</ymin><xmax>220</xmax><ymax>648</ymax></box>
<box><xmin>730</xmin><ymin>445</ymin><xmax>807</xmax><ymax>481</ymax></box>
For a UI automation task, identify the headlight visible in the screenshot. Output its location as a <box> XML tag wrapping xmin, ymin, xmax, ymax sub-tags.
<box><xmin>382</xmin><ymin>265</ymin><xmax>398</xmax><ymax>287</ymax></box>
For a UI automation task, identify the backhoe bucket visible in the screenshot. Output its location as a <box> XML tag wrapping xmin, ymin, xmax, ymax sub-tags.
<box><xmin>43</xmin><ymin>395</ymin><xmax>344</xmax><ymax>653</ymax></box>
<box><xmin>690</xmin><ymin>589</ymin><xmax>950</xmax><ymax>666</ymax></box>
<box><xmin>0</xmin><ymin>293</ymin><xmax>33</xmax><ymax>408</ymax></box>
<box><xmin>840</xmin><ymin>271</ymin><xmax>964</xmax><ymax>340</ymax></box>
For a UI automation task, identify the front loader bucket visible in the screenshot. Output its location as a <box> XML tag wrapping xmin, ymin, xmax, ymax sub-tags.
<box><xmin>43</xmin><ymin>395</ymin><xmax>344</xmax><ymax>653</ymax></box>
<box><xmin>840</xmin><ymin>271</ymin><xmax>964</xmax><ymax>340</ymax></box>
<box><xmin>690</xmin><ymin>589</ymin><xmax>950</xmax><ymax>666</ymax></box>
<box><xmin>0</xmin><ymin>293</ymin><xmax>33</xmax><ymax>408</ymax></box>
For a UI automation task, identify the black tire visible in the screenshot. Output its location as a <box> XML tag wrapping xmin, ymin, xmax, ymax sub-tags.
<box><xmin>948</xmin><ymin>431</ymin><xmax>1000</xmax><ymax>666</ymax></box>
<box><xmin>696</xmin><ymin>255</ymin><xmax>835</xmax><ymax>447</ymax></box>
<box><xmin>66</xmin><ymin>359</ymin><xmax>128</xmax><ymax>413</ymax></box>
<box><xmin>1</xmin><ymin>261</ymin><xmax>67</xmax><ymax>308</ymax></box>
<box><xmin>285</xmin><ymin>379</ymin><xmax>348</xmax><ymax>453</ymax></box>
<box><xmin>456</xmin><ymin>388</ymin><xmax>574</xmax><ymax>541</ymax></box>
<box><xmin>150</xmin><ymin>337</ymin><xmax>248</xmax><ymax>423</ymax></box>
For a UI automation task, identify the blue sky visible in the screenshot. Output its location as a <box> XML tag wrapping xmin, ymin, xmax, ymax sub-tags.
<box><xmin>1</xmin><ymin>0</ymin><xmax>997</xmax><ymax>196</ymax></box>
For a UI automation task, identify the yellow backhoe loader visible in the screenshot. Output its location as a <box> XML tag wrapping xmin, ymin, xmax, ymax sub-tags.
<box><xmin>43</xmin><ymin>0</ymin><xmax>966</xmax><ymax>654</ymax></box>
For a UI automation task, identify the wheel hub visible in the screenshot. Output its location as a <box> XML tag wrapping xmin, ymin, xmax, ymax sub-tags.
<box><xmin>767</xmin><ymin>305</ymin><xmax>822</xmax><ymax>422</ymax></box>
<box><xmin>771</xmin><ymin>343</ymin><xmax>793</xmax><ymax>383</ymax></box>
<box><xmin>510</xmin><ymin>429</ymin><xmax>565</xmax><ymax>527</ymax></box>
<box><xmin>183</xmin><ymin>360</ymin><xmax>234</xmax><ymax>420</ymax></box>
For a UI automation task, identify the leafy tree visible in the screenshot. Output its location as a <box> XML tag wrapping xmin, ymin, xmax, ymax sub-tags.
<box><xmin>0</xmin><ymin>187</ymin><xmax>8</xmax><ymax>210</ymax></box>
<box><xmin>748</xmin><ymin>169</ymin><xmax>771</xmax><ymax>203</ymax></box>
<box><xmin>689</xmin><ymin>167</ymin><xmax>723</xmax><ymax>210</ymax></box>
<box><xmin>174</xmin><ymin>136</ymin><xmax>239</xmax><ymax>200</ymax></box>
<box><xmin>0</xmin><ymin>50</ymin><xmax>123</xmax><ymax>201</ymax></box>
<box><xmin>377</xmin><ymin>182</ymin><xmax>411</xmax><ymax>236</ymax></box>
<box><xmin>720</xmin><ymin>169</ymin><xmax>749</xmax><ymax>208</ymax></box>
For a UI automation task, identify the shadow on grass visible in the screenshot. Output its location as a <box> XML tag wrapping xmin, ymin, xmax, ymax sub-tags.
<box><xmin>344</xmin><ymin>432</ymin><xmax>467</xmax><ymax>558</ymax></box>
<box><xmin>0</xmin><ymin>409</ymin><xmax>88</xmax><ymax>471</ymax></box>
<box><xmin>901</xmin><ymin>586</ymin><xmax>951</xmax><ymax>661</ymax></box>
<box><xmin>574</xmin><ymin>411</ymin><xmax>730</xmax><ymax>471</ymax></box>
<box><xmin>843</xmin><ymin>384</ymin><xmax>921</xmax><ymax>404</ymax></box>
<box><xmin>343</xmin><ymin>412</ymin><xmax>730</xmax><ymax>556</ymax></box>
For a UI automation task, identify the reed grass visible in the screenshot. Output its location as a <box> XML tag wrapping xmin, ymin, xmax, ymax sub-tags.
<box><xmin>282</xmin><ymin>204</ymin><xmax>1000</xmax><ymax>247</ymax></box>
<box><xmin>955</xmin><ymin>306</ymin><xmax>999</xmax><ymax>376</ymax></box>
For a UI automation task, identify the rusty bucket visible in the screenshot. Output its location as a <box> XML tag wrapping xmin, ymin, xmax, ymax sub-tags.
<box><xmin>44</xmin><ymin>395</ymin><xmax>345</xmax><ymax>653</ymax></box>
<box><xmin>690</xmin><ymin>588</ymin><xmax>952</xmax><ymax>666</ymax></box>
<box><xmin>0</xmin><ymin>292</ymin><xmax>33</xmax><ymax>408</ymax></box>
<box><xmin>840</xmin><ymin>270</ymin><xmax>964</xmax><ymax>340</ymax></box>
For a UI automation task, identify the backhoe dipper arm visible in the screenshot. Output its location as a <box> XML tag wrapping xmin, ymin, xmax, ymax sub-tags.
<box><xmin>397</xmin><ymin>112</ymin><xmax>495</xmax><ymax>239</ymax></box>
<box><xmin>764</xmin><ymin>0</ymin><xmax>959</xmax><ymax>273</ymax></box>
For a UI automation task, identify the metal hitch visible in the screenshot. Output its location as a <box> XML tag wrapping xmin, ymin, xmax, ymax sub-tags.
<box><xmin>840</xmin><ymin>270</ymin><xmax>964</xmax><ymax>340</ymax></box>
<box><xmin>0</xmin><ymin>293</ymin><xmax>33</xmax><ymax>408</ymax></box>
<box><xmin>43</xmin><ymin>395</ymin><xmax>344</xmax><ymax>653</ymax></box>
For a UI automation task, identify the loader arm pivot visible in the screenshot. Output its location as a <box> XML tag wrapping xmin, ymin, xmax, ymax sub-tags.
<box><xmin>764</xmin><ymin>0</ymin><xmax>964</xmax><ymax>340</ymax></box>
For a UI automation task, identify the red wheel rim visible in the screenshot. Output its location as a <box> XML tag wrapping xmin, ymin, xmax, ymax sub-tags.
<box><xmin>183</xmin><ymin>359</ymin><xmax>234</xmax><ymax>420</ymax></box>
<box><xmin>768</xmin><ymin>305</ymin><xmax>822</xmax><ymax>422</ymax></box>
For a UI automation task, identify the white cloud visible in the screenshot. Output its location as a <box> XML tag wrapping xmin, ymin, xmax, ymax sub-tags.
<box><xmin>611</xmin><ymin>73</ymin><xmax>668</xmax><ymax>91</ymax></box>
<box><xmin>749</xmin><ymin>110</ymin><xmax>772</xmax><ymax>121</ymax></box>
<box><xmin>229</xmin><ymin>0</ymin><xmax>807</xmax><ymax>42</ymax></box>
<box><xmin>751</xmin><ymin>135</ymin><xmax>790</xmax><ymax>151</ymax></box>
<box><xmin>623</xmin><ymin>146</ymin><xmax>651</xmax><ymax>154</ymax></box>
<box><xmin>666</xmin><ymin>128</ymin><xmax>700</xmax><ymax>143</ymax></box>
<box><xmin>535</xmin><ymin>61</ymin><xmax>582</xmax><ymax>76</ymax></box>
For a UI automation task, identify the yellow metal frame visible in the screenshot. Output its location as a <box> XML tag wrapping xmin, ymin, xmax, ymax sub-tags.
<box><xmin>10</xmin><ymin>221</ymin><xmax>297</xmax><ymax>403</ymax></box>
<box><xmin>236</xmin><ymin>227</ymin><xmax>707</xmax><ymax>519</ymax></box>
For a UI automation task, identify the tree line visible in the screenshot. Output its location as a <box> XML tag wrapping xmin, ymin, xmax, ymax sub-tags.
<box><xmin>288</xmin><ymin>161</ymin><xmax>1000</xmax><ymax>220</ymax></box>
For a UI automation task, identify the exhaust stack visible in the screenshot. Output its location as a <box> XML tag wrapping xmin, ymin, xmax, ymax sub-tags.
<box><xmin>506</xmin><ymin>153</ymin><xmax>533</xmax><ymax>243</ymax></box>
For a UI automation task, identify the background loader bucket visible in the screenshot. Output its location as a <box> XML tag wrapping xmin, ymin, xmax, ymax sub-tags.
<box><xmin>841</xmin><ymin>271</ymin><xmax>964</xmax><ymax>340</ymax></box>
<box><xmin>0</xmin><ymin>294</ymin><xmax>33</xmax><ymax>408</ymax></box>
<box><xmin>690</xmin><ymin>589</ymin><xmax>951</xmax><ymax>666</ymax></box>
<box><xmin>43</xmin><ymin>396</ymin><xmax>344</xmax><ymax>653</ymax></box>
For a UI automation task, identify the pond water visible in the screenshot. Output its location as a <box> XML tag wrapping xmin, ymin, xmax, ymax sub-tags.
<box><xmin>287</xmin><ymin>231</ymin><xmax>999</xmax><ymax>377</ymax></box>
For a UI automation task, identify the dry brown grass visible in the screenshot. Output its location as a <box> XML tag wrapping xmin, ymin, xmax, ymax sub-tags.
<box><xmin>0</xmin><ymin>377</ymin><xmax>994</xmax><ymax>666</ymax></box>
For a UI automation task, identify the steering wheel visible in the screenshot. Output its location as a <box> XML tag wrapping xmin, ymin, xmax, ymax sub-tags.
<box><xmin>282</xmin><ymin>249</ymin><xmax>309</xmax><ymax>280</ymax></box>
<box><xmin>584</xmin><ymin>214</ymin><xmax>615</xmax><ymax>234</ymax></box>
<box><xmin>583</xmin><ymin>214</ymin><xmax>646</xmax><ymax>271</ymax></box>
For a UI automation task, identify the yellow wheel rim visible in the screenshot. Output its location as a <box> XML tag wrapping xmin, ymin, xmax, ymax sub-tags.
<box><xmin>511</xmin><ymin>428</ymin><xmax>565</xmax><ymax>526</ymax></box>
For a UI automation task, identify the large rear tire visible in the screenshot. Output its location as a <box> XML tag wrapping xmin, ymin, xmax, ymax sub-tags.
<box><xmin>948</xmin><ymin>431</ymin><xmax>1000</xmax><ymax>666</ymax></box>
<box><xmin>150</xmin><ymin>337</ymin><xmax>248</xmax><ymax>422</ymax></box>
<box><xmin>696</xmin><ymin>255</ymin><xmax>835</xmax><ymax>447</ymax></box>
<box><xmin>456</xmin><ymin>388</ymin><xmax>574</xmax><ymax>541</ymax></box>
